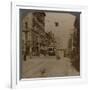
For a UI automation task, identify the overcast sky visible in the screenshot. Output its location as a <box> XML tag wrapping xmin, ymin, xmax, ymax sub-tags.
<box><xmin>45</xmin><ymin>12</ymin><xmax>76</xmax><ymax>49</ymax></box>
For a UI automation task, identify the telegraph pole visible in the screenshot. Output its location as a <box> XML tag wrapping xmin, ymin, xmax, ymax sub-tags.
<box><xmin>22</xmin><ymin>22</ymin><xmax>30</xmax><ymax>61</ymax></box>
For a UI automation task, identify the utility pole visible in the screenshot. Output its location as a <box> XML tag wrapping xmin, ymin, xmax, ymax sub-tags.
<box><xmin>23</xmin><ymin>30</ymin><xmax>30</xmax><ymax>61</ymax></box>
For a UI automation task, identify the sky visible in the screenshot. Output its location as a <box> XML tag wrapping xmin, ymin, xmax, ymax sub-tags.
<box><xmin>45</xmin><ymin>12</ymin><xmax>76</xmax><ymax>49</ymax></box>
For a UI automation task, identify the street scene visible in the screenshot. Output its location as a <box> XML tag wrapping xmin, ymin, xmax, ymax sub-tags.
<box><xmin>20</xmin><ymin>9</ymin><xmax>80</xmax><ymax>78</ymax></box>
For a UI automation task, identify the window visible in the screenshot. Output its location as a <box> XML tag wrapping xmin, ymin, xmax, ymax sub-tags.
<box><xmin>25</xmin><ymin>22</ymin><xmax>28</xmax><ymax>29</ymax></box>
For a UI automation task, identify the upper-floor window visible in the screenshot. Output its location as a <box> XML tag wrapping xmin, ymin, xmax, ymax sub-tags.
<box><xmin>25</xmin><ymin>22</ymin><xmax>28</xmax><ymax>29</ymax></box>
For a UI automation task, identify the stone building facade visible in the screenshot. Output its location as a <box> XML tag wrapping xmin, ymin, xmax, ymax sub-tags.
<box><xmin>22</xmin><ymin>11</ymin><xmax>46</xmax><ymax>60</ymax></box>
<box><xmin>72</xmin><ymin>14</ymin><xmax>80</xmax><ymax>72</ymax></box>
<box><xmin>31</xmin><ymin>12</ymin><xmax>46</xmax><ymax>56</ymax></box>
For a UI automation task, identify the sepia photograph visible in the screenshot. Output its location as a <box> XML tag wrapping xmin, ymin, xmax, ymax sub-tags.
<box><xmin>20</xmin><ymin>9</ymin><xmax>80</xmax><ymax>79</ymax></box>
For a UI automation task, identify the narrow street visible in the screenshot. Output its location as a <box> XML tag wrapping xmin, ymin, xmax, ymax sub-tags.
<box><xmin>21</xmin><ymin>56</ymin><xmax>79</xmax><ymax>78</ymax></box>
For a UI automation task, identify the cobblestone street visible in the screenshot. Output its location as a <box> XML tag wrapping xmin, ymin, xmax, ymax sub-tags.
<box><xmin>21</xmin><ymin>56</ymin><xmax>79</xmax><ymax>78</ymax></box>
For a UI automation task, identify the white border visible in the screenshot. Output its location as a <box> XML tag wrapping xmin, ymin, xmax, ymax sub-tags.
<box><xmin>11</xmin><ymin>1</ymin><xmax>88</xmax><ymax>88</ymax></box>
